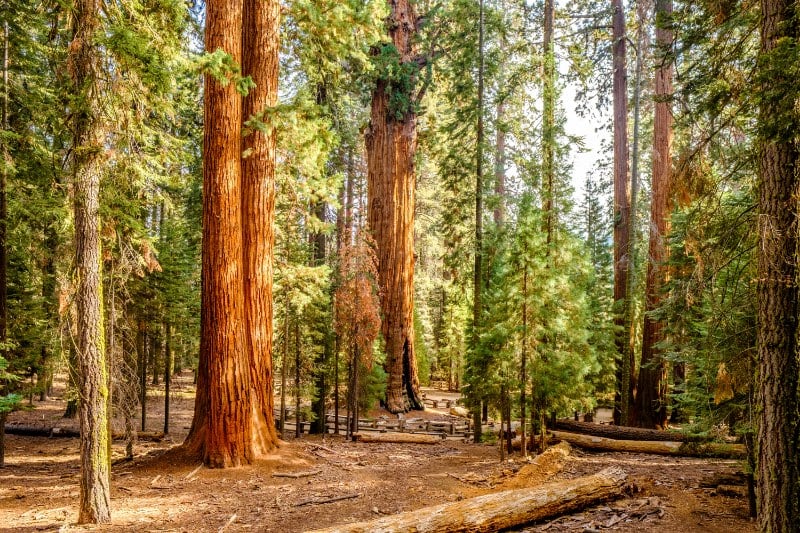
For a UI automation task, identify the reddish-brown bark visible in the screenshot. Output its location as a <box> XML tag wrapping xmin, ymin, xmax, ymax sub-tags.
<box><xmin>184</xmin><ymin>0</ymin><xmax>251</xmax><ymax>467</ymax></box>
<box><xmin>242</xmin><ymin>0</ymin><xmax>280</xmax><ymax>452</ymax></box>
<box><xmin>635</xmin><ymin>0</ymin><xmax>673</xmax><ymax>430</ymax></box>
<box><xmin>183</xmin><ymin>0</ymin><xmax>280</xmax><ymax>466</ymax></box>
<box><xmin>366</xmin><ymin>0</ymin><xmax>423</xmax><ymax>413</ymax></box>
<box><xmin>611</xmin><ymin>0</ymin><xmax>632</xmax><ymax>426</ymax></box>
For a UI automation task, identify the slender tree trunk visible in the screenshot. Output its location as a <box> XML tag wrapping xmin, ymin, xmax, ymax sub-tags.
<box><xmin>310</xmin><ymin>200</ymin><xmax>328</xmax><ymax>434</ymax></box>
<box><xmin>69</xmin><ymin>0</ymin><xmax>110</xmax><ymax>521</ymax></box>
<box><xmin>241</xmin><ymin>0</ymin><xmax>280</xmax><ymax>452</ymax></box>
<box><xmin>635</xmin><ymin>0</ymin><xmax>672</xmax><ymax>430</ymax></box>
<box><xmin>494</xmin><ymin>1</ymin><xmax>506</xmax><ymax>230</ymax></box>
<box><xmin>365</xmin><ymin>0</ymin><xmax>422</xmax><ymax>413</ymax></box>
<box><xmin>349</xmin><ymin>344</ymin><xmax>360</xmax><ymax>438</ymax></box>
<box><xmin>151</xmin><ymin>331</ymin><xmax>160</xmax><ymax>386</ymax></box>
<box><xmin>494</xmin><ymin>99</ymin><xmax>506</xmax><ymax>226</ymax></box>
<box><xmin>345</xmin><ymin>347</ymin><xmax>353</xmax><ymax>440</ymax></box>
<box><xmin>333</xmin><ymin>172</ymin><xmax>347</xmax><ymax>435</ymax></box>
<box><xmin>280</xmin><ymin>306</ymin><xmax>289</xmax><ymax>439</ymax></box>
<box><xmin>345</xmin><ymin>154</ymin><xmax>354</xmax><ymax>246</ymax></box>
<box><xmin>0</xmin><ymin>412</ymin><xmax>6</xmax><ymax>467</ymax></box>
<box><xmin>625</xmin><ymin>0</ymin><xmax>645</xmax><ymax>418</ymax></box>
<box><xmin>755</xmin><ymin>0</ymin><xmax>800</xmax><ymax>528</ymax></box>
<box><xmin>294</xmin><ymin>319</ymin><xmax>301</xmax><ymax>438</ymax></box>
<box><xmin>140</xmin><ymin>329</ymin><xmax>147</xmax><ymax>432</ymax></box>
<box><xmin>499</xmin><ymin>385</ymin><xmax>505</xmax><ymax>462</ymax></box>
<box><xmin>470</xmin><ymin>0</ymin><xmax>486</xmax><ymax>443</ymax></box>
<box><xmin>164</xmin><ymin>322</ymin><xmax>171</xmax><ymax>434</ymax></box>
<box><xmin>0</xmin><ymin>20</ymin><xmax>8</xmax><ymax>364</ymax></box>
<box><xmin>611</xmin><ymin>0</ymin><xmax>632</xmax><ymax>427</ymax></box>
<box><xmin>520</xmin><ymin>265</ymin><xmax>528</xmax><ymax>458</ymax></box>
<box><xmin>542</xmin><ymin>0</ymin><xmax>555</xmax><ymax>246</ymax></box>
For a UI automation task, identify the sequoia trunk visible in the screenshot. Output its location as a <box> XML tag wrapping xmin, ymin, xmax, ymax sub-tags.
<box><xmin>611</xmin><ymin>0</ymin><xmax>632</xmax><ymax>426</ymax></box>
<box><xmin>366</xmin><ymin>0</ymin><xmax>422</xmax><ymax>413</ymax></box>
<box><xmin>635</xmin><ymin>0</ymin><xmax>672</xmax><ymax>430</ymax></box>
<box><xmin>183</xmin><ymin>0</ymin><xmax>275</xmax><ymax>466</ymax></box>
<box><xmin>241</xmin><ymin>0</ymin><xmax>280</xmax><ymax>451</ymax></box>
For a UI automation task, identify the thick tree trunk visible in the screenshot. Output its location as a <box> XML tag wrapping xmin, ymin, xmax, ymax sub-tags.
<box><xmin>184</xmin><ymin>0</ymin><xmax>279</xmax><ymax>466</ymax></box>
<box><xmin>68</xmin><ymin>0</ymin><xmax>110</xmax><ymax>522</ymax></box>
<box><xmin>755</xmin><ymin>0</ymin><xmax>800</xmax><ymax>528</ymax></box>
<box><xmin>635</xmin><ymin>0</ymin><xmax>673</xmax><ymax>430</ymax></box>
<box><xmin>241</xmin><ymin>0</ymin><xmax>280</xmax><ymax>452</ymax></box>
<box><xmin>551</xmin><ymin>431</ymin><xmax>746</xmax><ymax>458</ymax></box>
<box><xmin>308</xmin><ymin>467</ymin><xmax>629</xmax><ymax>533</ymax></box>
<box><xmin>366</xmin><ymin>0</ymin><xmax>422</xmax><ymax>413</ymax></box>
<box><xmin>611</xmin><ymin>0</ymin><xmax>632</xmax><ymax>427</ymax></box>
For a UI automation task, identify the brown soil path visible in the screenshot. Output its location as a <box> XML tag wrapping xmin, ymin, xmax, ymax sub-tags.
<box><xmin>0</xmin><ymin>374</ymin><xmax>756</xmax><ymax>532</ymax></box>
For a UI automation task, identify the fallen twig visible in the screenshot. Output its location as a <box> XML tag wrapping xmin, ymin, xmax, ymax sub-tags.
<box><xmin>272</xmin><ymin>469</ymin><xmax>322</xmax><ymax>479</ymax></box>
<box><xmin>294</xmin><ymin>493</ymin><xmax>361</xmax><ymax>507</ymax></box>
<box><xmin>305</xmin><ymin>443</ymin><xmax>338</xmax><ymax>454</ymax></box>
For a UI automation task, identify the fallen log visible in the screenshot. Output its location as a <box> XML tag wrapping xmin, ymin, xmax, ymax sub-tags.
<box><xmin>352</xmin><ymin>432</ymin><xmax>443</xmax><ymax>445</ymax></box>
<box><xmin>553</xmin><ymin>419</ymin><xmax>711</xmax><ymax>442</ymax></box>
<box><xmin>4</xmin><ymin>425</ymin><xmax>165</xmax><ymax>442</ymax></box>
<box><xmin>307</xmin><ymin>467</ymin><xmax>628</xmax><ymax>533</ymax></box>
<box><xmin>550</xmin><ymin>431</ymin><xmax>746</xmax><ymax>459</ymax></box>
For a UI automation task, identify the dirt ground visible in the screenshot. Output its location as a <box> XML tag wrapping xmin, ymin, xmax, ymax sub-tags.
<box><xmin>0</xmin><ymin>373</ymin><xmax>757</xmax><ymax>532</ymax></box>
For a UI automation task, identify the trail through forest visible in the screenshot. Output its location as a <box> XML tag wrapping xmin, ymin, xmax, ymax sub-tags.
<box><xmin>1</xmin><ymin>373</ymin><xmax>755</xmax><ymax>532</ymax></box>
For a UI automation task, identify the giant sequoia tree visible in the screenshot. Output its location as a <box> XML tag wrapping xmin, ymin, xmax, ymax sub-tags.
<box><xmin>755</xmin><ymin>0</ymin><xmax>800</xmax><ymax>527</ymax></box>
<box><xmin>611</xmin><ymin>0</ymin><xmax>632</xmax><ymax>426</ymax></box>
<box><xmin>366</xmin><ymin>0</ymin><xmax>423</xmax><ymax>413</ymax></box>
<box><xmin>636</xmin><ymin>0</ymin><xmax>673</xmax><ymax>430</ymax></box>
<box><xmin>183</xmin><ymin>0</ymin><xmax>280</xmax><ymax>466</ymax></box>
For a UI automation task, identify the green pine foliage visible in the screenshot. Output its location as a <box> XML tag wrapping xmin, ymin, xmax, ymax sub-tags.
<box><xmin>0</xmin><ymin>355</ymin><xmax>21</xmax><ymax>412</ymax></box>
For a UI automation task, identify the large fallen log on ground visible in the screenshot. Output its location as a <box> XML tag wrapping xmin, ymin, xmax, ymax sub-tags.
<box><xmin>4</xmin><ymin>425</ymin><xmax>165</xmax><ymax>441</ymax></box>
<box><xmin>352</xmin><ymin>432</ymin><xmax>443</xmax><ymax>445</ymax></box>
<box><xmin>554</xmin><ymin>419</ymin><xmax>711</xmax><ymax>442</ymax></box>
<box><xmin>307</xmin><ymin>467</ymin><xmax>628</xmax><ymax>533</ymax></box>
<box><xmin>551</xmin><ymin>431</ymin><xmax>746</xmax><ymax>459</ymax></box>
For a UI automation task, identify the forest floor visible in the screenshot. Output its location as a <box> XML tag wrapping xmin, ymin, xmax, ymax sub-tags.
<box><xmin>1</xmin><ymin>372</ymin><xmax>756</xmax><ymax>532</ymax></box>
